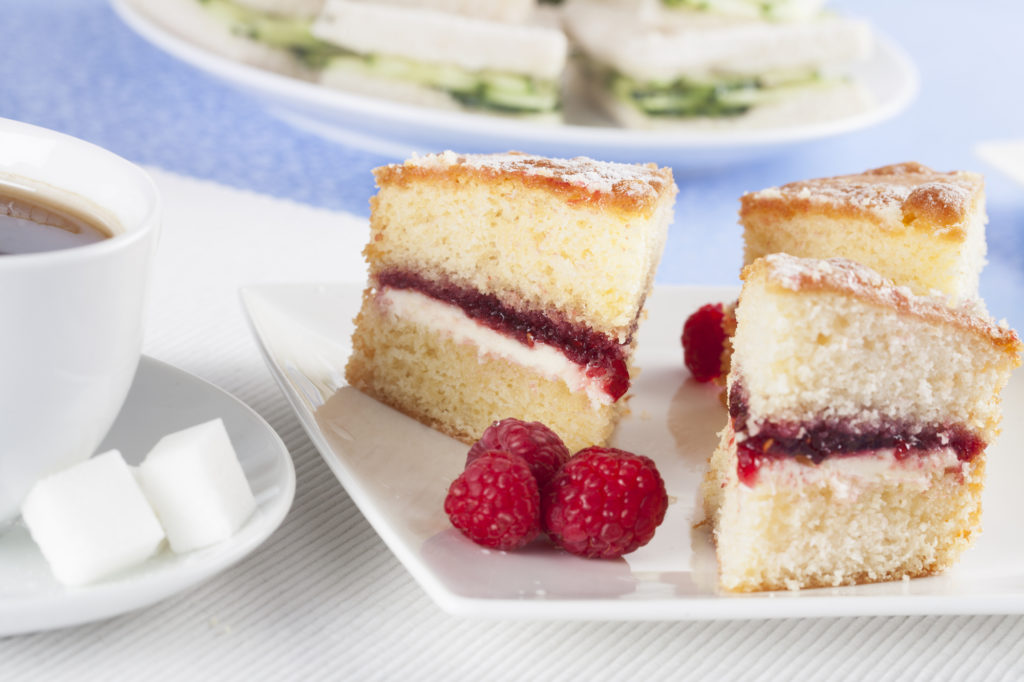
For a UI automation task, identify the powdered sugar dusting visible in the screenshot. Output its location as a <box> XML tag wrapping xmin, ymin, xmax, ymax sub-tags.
<box><xmin>903</xmin><ymin>181</ymin><xmax>973</xmax><ymax>226</ymax></box>
<box><xmin>405</xmin><ymin>150</ymin><xmax>671</xmax><ymax>200</ymax></box>
<box><xmin>765</xmin><ymin>252</ymin><xmax>881</xmax><ymax>292</ymax></box>
<box><xmin>766</xmin><ymin>252</ymin><xmax>896</xmax><ymax>293</ymax></box>
<box><xmin>748</xmin><ymin>162</ymin><xmax>982</xmax><ymax>227</ymax></box>
<box><xmin>760</xmin><ymin>253</ymin><xmax>1020</xmax><ymax>349</ymax></box>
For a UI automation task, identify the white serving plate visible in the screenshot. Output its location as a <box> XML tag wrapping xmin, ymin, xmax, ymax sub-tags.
<box><xmin>242</xmin><ymin>282</ymin><xmax>1024</xmax><ymax>620</ymax></box>
<box><xmin>0</xmin><ymin>356</ymin><xmax>295</xmax><ymax>635</ymax></box>
<box><xmin>111</xmin><ymin>0</ymin><xmax>917</xmax><ymax>166</ymax></box>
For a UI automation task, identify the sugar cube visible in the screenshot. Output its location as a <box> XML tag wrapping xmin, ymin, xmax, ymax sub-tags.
<box><xmin>136</xmin><ymin>418</ymin><xmax>256</xmax><ymax>553</ymax></box>
<box><xmin>21</xmin><ymin>450</ymin><xmax>166</xmax><ymax>586</ymax></box>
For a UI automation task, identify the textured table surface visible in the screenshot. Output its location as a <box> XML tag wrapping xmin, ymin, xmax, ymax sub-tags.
<box><xmin>2</xmin><ymin>0</ymin><xmax>1024</xmax><ymax>679</ymax></box>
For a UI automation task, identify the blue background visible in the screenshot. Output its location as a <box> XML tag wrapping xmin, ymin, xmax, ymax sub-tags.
<box><xmin>2</xmin><ymin>0</ymin><xmax>1021</xmax><ymax>326</ymax></box>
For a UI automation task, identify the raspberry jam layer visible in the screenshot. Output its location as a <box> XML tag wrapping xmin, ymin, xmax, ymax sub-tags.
<box><xmin>376</xmin><ymin>269</ymin><xmax>631</xmax><ymax>401</ymax></box>
<box><xmin>728</xmin><ymin>382</ymin><xmax>985</xmax><ymax>486</ymax></box>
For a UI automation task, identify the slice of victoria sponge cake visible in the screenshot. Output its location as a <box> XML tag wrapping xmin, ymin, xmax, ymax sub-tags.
<box><xmin>740</xmin><ymin>162</ymin><xmax>987</xmax><ymax>301</ymax></box>
<box><xmin>345</xmin><ymin>151</ymin><xmax>677</xmax><ymax>452</ymax></box>
<box><xmin>703</xmin><ymin>254</ymin><xmax>1021</xmax><ymax>592</ymax></box>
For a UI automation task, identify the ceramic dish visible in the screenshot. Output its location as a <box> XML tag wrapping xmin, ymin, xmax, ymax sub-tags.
<box><xmin>0</xmin><ymin>356</ymin><xmax>295</xmax><ymax>635</ymax></box>
<box><xmin>111</xmin><ymin>0</ymin><xmax>917</xmax><ymax>166</ymax></box>
<box><xmin>242</xmin><ymin>282</ymin><xmax>1024</xmax><ymax>620</ymax></box>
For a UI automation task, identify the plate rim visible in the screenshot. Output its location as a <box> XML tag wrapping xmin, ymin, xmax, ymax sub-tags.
<box><xmin>242</xmin><ymin>281</ymin><xmax>1024</xmax><ymax>621</ymax></box>
<box><xmin>111</xmin><ymin>0</ymin><xmax>919</xmax><ymax>154</ymax></box>
<box><xmin>0</xmin><ymin>354</ymin><xmax>296</xmax><ymax>636</ymax></box>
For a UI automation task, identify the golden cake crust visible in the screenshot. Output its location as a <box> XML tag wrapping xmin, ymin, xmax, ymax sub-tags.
<box><xmin>739</xmin><ymin>161</ymin><xmax>984</xmax><ymax>241</ymax></box>
<box><xmin>743</xmin><ymin>254</ymin><xmax>1023</xmax><ymax>358</ymax></box>
<box><xmin>365</xmin><ymin>150</ymin><xmax>676</xmax><ymax>341</ymax></box>
<box><xmin>373</xmin><ymin>150</ymin><xmax>675</xmax><ymax>216</ymax></box>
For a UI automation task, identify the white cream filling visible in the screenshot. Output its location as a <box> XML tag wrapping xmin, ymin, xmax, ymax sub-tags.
<box><xmin>751</xmin><ymin>447</ymin><xmax>968</xmax><ymax>501</ymax></box>
<box><xmin>377</xmin><ymin>286</ymin><xmax>615</xmax><ymax>406</ymax></box>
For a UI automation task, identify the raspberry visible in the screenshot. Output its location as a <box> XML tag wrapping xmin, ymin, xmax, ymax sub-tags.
<box><xmin>681</xmin><ymin>302</ymin><xmax>727</xmax><ymax>382</ymax></box>
<box><xmin>444</xmin><ymin>450</ymin><xmax>541</xmax><ymax>551</ymax></box>
<box><xmin>467</xmin><ymin>418</ymin><xmax>570</xmax><ymax>489</ymax></box>
<box><xmin>543</xmin><ymin>446</ymin><xmax>668</xmax><ymax>559</ymax></box>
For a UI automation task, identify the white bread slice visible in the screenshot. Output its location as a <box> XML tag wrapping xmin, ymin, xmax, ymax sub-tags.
<box><xmin>585</xmin><ymin>76</ymin><xmax>872</xmax><ymax>130</ymax></box>
<box><xmin>354</xmin><ymin>0</ymin><xmax>538</xmax><ymax>24</ymax></box>
<box><xmin>127</xmin><ymin>0</ymin><xmax>315</xmax><ymax>79</ymax></box>
<box><xmin>589</xmin><ymin>0</ymin><xmax>826</xmax><ymax>22</ymax></box>
<box><xmin>563</xmin><ymin>2</ymin><xmax>871</xmax><ymax>81</ymax></box>
<box><xmin>319</xmin><ymin>66</ymin><xmax>464</xmax><ymax>110</ymax></box>
<box><xmin>312</xmin><ymin>0</ymin><xmax>567</xmax><ymax>79</ymax></box>
<box><xmin>317</xmin><ymin>66</ymin><xmax>562</xmax><ymax>122</ymax></box>
<box><xmin>653</xmin><ymin>0</ymin><xmax>826</xmax><ymax>23</ymax></box>
<box><xmin>233</xmin><ymin>0</ymin><xmax>325</xmax><ymax>19</ymax></box>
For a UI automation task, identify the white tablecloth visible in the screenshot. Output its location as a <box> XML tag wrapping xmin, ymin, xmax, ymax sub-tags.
<box><xmin>4</xmin><ymin>169</ymin><xmax>1024</xmax><ymax>681</ymax></box>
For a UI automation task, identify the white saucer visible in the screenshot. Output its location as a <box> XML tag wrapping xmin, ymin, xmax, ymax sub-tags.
<box><xmin>977</xmin><ymin>140</ymin><xmax>1024</xmax><ymax>188</ymax></box>
<box><xmin>111</xmin><ymin>0</ymin><xmax>918</xmax><ymax>167</ymax></box>
<box><xmin>0</xmin><ymin>356</ymin><xmax>295</xmax><ymax>636</ymax></box>
<box><xmin>243</xmin><ymin>282</ymin><xmax>1024</xmax><ymax>620</ymax></box>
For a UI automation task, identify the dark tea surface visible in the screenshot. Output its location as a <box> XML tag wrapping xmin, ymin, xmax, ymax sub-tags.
<box><xmin>0</xmin><ymin>180</ymin><xmax>112</xmax><ymax>255</ymax></box>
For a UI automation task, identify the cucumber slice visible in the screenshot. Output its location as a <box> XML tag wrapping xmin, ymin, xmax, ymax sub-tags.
<box><xmin>363</xmin><ymin>54</ymin><xmax>418</xmax><ymax>80</ymax></box>
<box><xmin>431</xmin><ymin>64</ymin><xmax>479</xmax><ymax>94</ymax></box>
<box><xmin>198</xmin><ymin>0</ymin><xmax>342</xmax><ymax>68</ymax></box>
<box><xmin>482</xmin><ymin>86</ymin><xmax>559</xmax><ymax>113</ymax></box>
<box><xmin>482</xmin><ymin>72</ymin><xmax>535</xmax><ymax>95</ymax></box>
<box><xmin>612</xmin><ymin>68</ymin><xmax>830</xmax><ymax>118</ymax></box>
<box><xmin>661</xmin><ymin>0</ymin><xmax>814</xmax><ymax>21</ymax></box>
<box><xmin>326</xmin><ymin>53</ymin><xmax>558</xmax><ymax>114</ymax></box>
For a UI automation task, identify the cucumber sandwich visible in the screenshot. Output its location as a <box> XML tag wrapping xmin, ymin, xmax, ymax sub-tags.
<box><xmin>311</xmin><ymin>0</ymin><xmax>567</xmax><ymax>117</ymax></box>
<box><xmin>563</xmin><ymin>0</ymin><xmax>874</xmax><ymax>129</ymax></box>
<box><xmin>130</xmin><ymin>0</ymin><xmax>334</xmax><ymax>79</ymax></box>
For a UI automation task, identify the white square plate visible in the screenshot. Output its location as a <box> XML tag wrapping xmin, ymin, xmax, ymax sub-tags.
<box><xmin>242</xmin><ymin>282</ymin><xmax>1024</xmax><ymax>620</ymax></box>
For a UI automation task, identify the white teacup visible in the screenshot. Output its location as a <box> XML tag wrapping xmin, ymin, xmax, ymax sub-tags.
<box><xmin>0</xmin><ymin>118</ymin><xmax>160</xmax><ymax>523</ymax></box>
